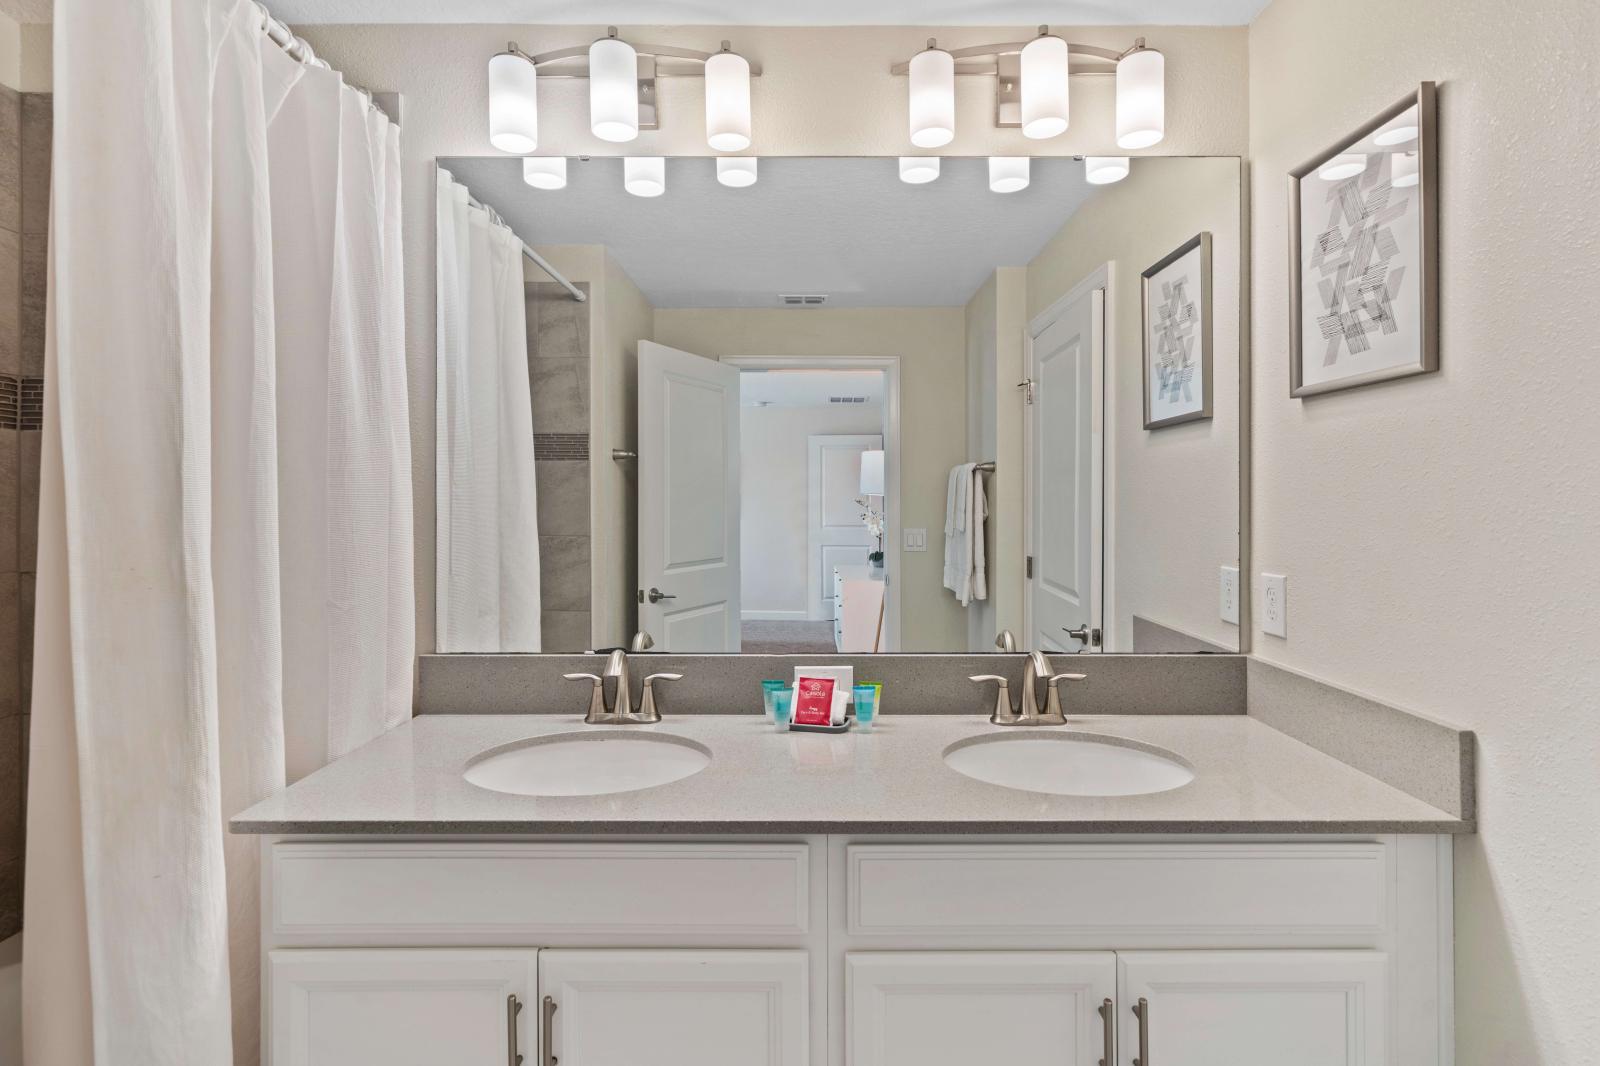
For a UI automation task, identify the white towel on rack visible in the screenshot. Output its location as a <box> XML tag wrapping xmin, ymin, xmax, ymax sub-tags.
<box><xmin>943</xmin><ymin>463</ymin><xmax>988</xmax><ymax>606</ymax></box>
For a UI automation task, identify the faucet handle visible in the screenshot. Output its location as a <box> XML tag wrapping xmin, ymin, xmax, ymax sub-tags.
<box><xmin>1040</xmin><ymin>672</ymin><xmax>1085</xmax><ymax>723</ymax></box>
<box><xmin>1047</xmin><ymin>672</ymin><xmax>1087</xmax><ymax>685</ymax></box>
<box><xmin>564</xmin><ymin>672</ymin><xmax>609</xmax><ymax>723</ymax></box>
<box><xmin>636</xmin><ymin>672</ymin><xmax>683</xmax><ymax>723</ymax></box>
<box><xmin>970</xmin><ymin>674</ymin><xmax>1020</xmax><ymax>725</ymax></box>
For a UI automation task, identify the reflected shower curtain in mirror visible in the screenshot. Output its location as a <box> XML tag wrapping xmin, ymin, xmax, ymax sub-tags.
<box><xmin>23</xmin><ymin>1</ymin><xmax>411</xmax><ymax>1062</ymax></box>
<box><xmin>435</xmin><ymin>168</ymin><xmax>543</xmax><ymax>652</ymax></box>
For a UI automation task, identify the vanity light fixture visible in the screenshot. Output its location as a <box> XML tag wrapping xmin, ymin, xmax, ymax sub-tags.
<box><xmin>908</xmin><ymin>40</ymin><xmax>956</xmax><ymax>148</ymax></box>
<box><xmin>487</xmin><ymin>46</ymin><xmax>539</xmax><ymax>153</ymax></box>
<box><xmin>522</xmin><ymin>156</ymin><xmax>567</xmax><ymax>190</ymax></box>
<box><xmin>893</xmin><ymin>29</ymin><xmax>1161</xmax><ymax>144</ymax></box>
<box><xmin>1391</xmin><ymin>151</ymin><xmax>1419</xmax><ymax>188</ymax></box>
<box><xmin>898</xmin><ymin>156</ymin><xmax>940</xmax><ymax>184</ymax></box>
<box><xmin>989</xmin><ymin>156</ymin><xmax>1030</xmax><ymax>194</ymax></box>
<box><xmin>705</xmin><ymin>43</ymin><xmax>752</xmax><ymax>151</ymax></box>
<box><xmin>1084</xmin><ymin>156</ymin><xmax>1130</xmax><ymax>185</ymax></box>
<box><xmin>1115</xmin><ymin>39</ymin><xmax>1165</xmax><ymax>149</ymax></box>
<box><xmin>624</xmin><ymin>156</ymin><xmax>666</xmax><ymax>197</ymax></box>
<box><xmin>1319</xmin><ymin>153</ymin><xmax>1367</xmax><ymax>180</ymax></box>
<box><xmin>1374</xmin><ymin>115</ymin><xmax>1419</xmax><ymax>146</ymax></box>
<box><xmin>716</xmin><ymin>156</ymin><xmax>758</xmax><ymax>187</ymax></box>
<box><xmin>589</xmin><ymin>32</ymin><xmax>640</xmax><ymax>142</ymax></box>
<box><xmin>1020</xmin><ymin>29</ymin><xmax>1071</xmax><ymax>139</ymax></box>
<box><xmin>487</xmin><ymin>30</ymin><xmax>761</xmax><ymax>152</ymax></box>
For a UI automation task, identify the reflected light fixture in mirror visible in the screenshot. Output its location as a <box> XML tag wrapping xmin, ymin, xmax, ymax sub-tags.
<box><xmin>1374</xmin><ymin>114</ymin><xmax>1419</xmax><ymax>145</ymax></box>
<box><xmin>589</xmin><ymin>33</ymin><xmax>639</xmax><ymax>143</ymax></box>
<box><xmin>716</xmin><ymin>157</ymin><xmax>758</xmax><ymax>188</ymax></box>
<box><xmin>908</xmin><ymin>41</ymin><xmax>955</xmax><ymax>148</ymax></box>
<box><xmin>1115</xmin><ymin>40</ymin><xmax>1165</xmax><ymax>149</ymax></box>
<box><xmin>487</xmin><ymin>47</ymin><xmax>539</xmax><ymax>153</ymax></box>
<box><xmin>989</xmin><ymin>156</ymin><xmax>1030</xmax><ymax>193</ymax></box>
<box><xmin>1084</xmin><ymin>156</ymin><xmax>1129</xmax><ymax>184</ymax></box>
<box><xmin>705</xmin><ymin>44</ymin><xmax>752</xmax><ymax>151</ymax></box>
<box><xmin>624</xmin><ymin>156</ymin><xmax>666</xmax><ymax>197</ymax></box>
<box><xmin>522</xmin><ymin>156</ymin><xmax>567</xmax><ymax>190</ymax></box>
<box><xmin>1020</xmin><ymin>30</ymin><xmax>1070</xmax><ymax>140</ymax></box>
<box><xmin>1391</xmin><ymin>151</ymin><xmax>1419</xmax><ymax>188</ymax></box>
<box><xmin>898</xmin><ymin>156</ymin><xmax>940</xmax><ymax>184</ymax></box>
<box><xmin>1319</xmin><ymin>153</ymin><xmax>1366</xmax><ymax>180</ymax></box>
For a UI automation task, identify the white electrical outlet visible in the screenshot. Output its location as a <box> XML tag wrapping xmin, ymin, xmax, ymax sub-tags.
<box><xmin>903</xmin><ymin>528</ymin><xmax>928</xmax><ymax>552</ymax></box>
<box><xmin>1262</xmin><ymin>573</ymin><xmax>1288</xmax><ymax>638</ymax></box>
<box><xmin>1219</xmin><ymin>566</ymin><xmax>1240</xmax><ymax>625</ymax></box>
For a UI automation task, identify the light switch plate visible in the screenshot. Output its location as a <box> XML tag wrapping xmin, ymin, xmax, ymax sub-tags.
<box><xmin>1219</xmin><ymin>566</ymin><xmax>1240</xmax><ymax>625</ymax></box>
<box><xmin>1262</xmin><ymin>573</ymin><xmax>1288</xmax><ymax>638</ymax></box>
<box><xmin>903</xmin><ymin>528</ymin><xmax>928</xmax><ymax>552</ymax></box>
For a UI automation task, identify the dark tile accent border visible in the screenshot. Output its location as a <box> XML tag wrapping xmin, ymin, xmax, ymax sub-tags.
<box><xmin>418</xmin><ymin>652</ymin><xmax>1248</xmax><ymax>718</ymax></box>
<box><xmin>533</xmin><ymin>432</ymin><xmax>589</xmax><ymax>461</ymax></box>
<box><xmin>1247</xmin><ymin>658</ymin><xmax>1474</xmax><ymax>821</ymax></box>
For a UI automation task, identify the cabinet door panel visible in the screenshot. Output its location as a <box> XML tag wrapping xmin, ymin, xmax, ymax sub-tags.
<box><xmin>1118</xmin><ymin>951</ymin><xmax>1387</xmax><ymax>1066</ymax></box>
<box><xmin>269</xmin><ymin>948</ymin><xmax>536</xmax><ymax>1066</ymax></box>
<box><xmin>848</xmin><ymin>952</ymin><xmax>1116</xmax><ymax>1066</ymax></box>
<box><xmin>540</xmin><ymin>949</ymin><xmax>808</xmax><ymax>1066</ymax></box>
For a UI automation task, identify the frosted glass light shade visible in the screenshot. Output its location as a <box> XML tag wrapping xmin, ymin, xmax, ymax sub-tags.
<box><xmin>488</xmin><ymin>51</ymin><xmax>539</xmax><ymax>154</ymax></box>
<box><xmin>1020</xmin><ymin>34</ymin><xmax>1070</xmax><ymax>140</ymax></box>
<box><xmin>705</xmin><ymin>50</ymin><xmax>752</xmax><ymax>151</ymax></box>
<box><xmin>898</xmin><ymin>156</ymin><xmax>940</xmax><ymax>184</ymax></box>
<box><xmin>1391</xmin><ymin>151</ymin><xmax>1419</xmax><ymax>188</ymax></box>
<box><xmin>716</xmin><ymin>157</ymin><xmax>758</xmax><ymax>187</ymax></box>
<box><xmin>1374</xmin><ymin>111</ymin><xmax>1419</xmax><ymax>146</ymax></box>
<box><xmin>1319</xmin><ymin>153</ymin><xmax>1366</xmax><ymax>181</ymax></box>
<box><xmin>1084</xmin><ymin>156</ymin><xmax>1130</xmax><ymax>185</ymax></box>
<box><xmin>522</xmin><ymin>156</ymin><xmax>567</xmax><ymax>190</ymax></box>
<box><xmin>908</xmin><ymin>46</ymin><xmax>955</xmax><ymax>148</ymax></box>
<box><xmin>589</xmin><ymin>36</ymin><xmax>639</xmax><ymax>143</ymax></box>
<box><xmin>989</xmin><ymin>156</ymin><xmax>1030</xmax><ymax>194</ymax></box>
<box><xmin>859</xmin><ymin>450</ymin><xmax>885</xmax><ymax>496</ymax></box>
<box><xmin>624</xmin><ymin>156</ymin><xmax>666</xmax><ymax>197</ymax></box>
<box><xmin>1115</xmin><ymin>46</ymin><xmax>1165</xmax><ymax>149</ymax></box>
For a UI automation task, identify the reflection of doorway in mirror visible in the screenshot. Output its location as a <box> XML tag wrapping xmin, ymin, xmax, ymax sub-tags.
<box><xmin>1024</xmin><ymin>266</ymin><xmax>1106</xmax><ymax>655</ymax></box>
<box><xmin>729</xmin><ymin>360</ymin><xmax>898</xmax><ymax>653</ymax></box>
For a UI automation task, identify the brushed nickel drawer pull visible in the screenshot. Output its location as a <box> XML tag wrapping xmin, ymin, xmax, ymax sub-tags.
<box><xmin>1098</xmin><ymin>997</ymin><xmax>1113</xmax><ymax>1066</ymax></box>
<box><xmin>541</xmin><ymin>994</ymin><xmax>558</xmax><ymax>1066</ymax></box>
<box><xmin>506</xmin><ymin>994</ymin><xmax>524</xmax><ymax>1066</ymax></box>
<box><xmin>1132</xmin><ymin>996</ymin><xmax>1149</xmax><ymax>1066</ymax></box>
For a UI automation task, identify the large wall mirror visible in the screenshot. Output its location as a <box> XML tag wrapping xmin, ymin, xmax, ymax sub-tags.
<box><xmin>435</xmin><ymin>154</ymin><xmax>1244</xmax><ymax>654</ymax></box>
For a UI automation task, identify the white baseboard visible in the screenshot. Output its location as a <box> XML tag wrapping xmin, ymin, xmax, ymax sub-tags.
<box><xmin>741</xmin><ymin>610</ymin><xmax>811</xmax><ymax>622</ymax></box>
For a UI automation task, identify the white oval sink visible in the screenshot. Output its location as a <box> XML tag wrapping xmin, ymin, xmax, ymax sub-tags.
<box><xmin>943</xmin><ymin>732</ymin><xmax>1194</xmax><ymax>797</ymax></box>
<box><xmin>464</xmin><ymin>732</ymin><xmax>711</xmax><ymax>797</ymax></box>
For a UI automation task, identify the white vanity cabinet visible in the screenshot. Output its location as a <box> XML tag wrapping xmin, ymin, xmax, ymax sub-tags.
<box><xmin>259</xmin><ymin>836</ymin><xmax>1451</xmax><ymax>1066</ymax></box>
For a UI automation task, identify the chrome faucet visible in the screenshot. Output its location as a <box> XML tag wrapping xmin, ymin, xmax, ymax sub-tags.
<box><xmin>565</xmin><ymin>648</ymin><xmax>681</xmax><ymax>724</ymax></box>
<box><xmin>971</xmin><ymin>651</ymin><xmax>1086</xmax><ymax>726</ymax></box>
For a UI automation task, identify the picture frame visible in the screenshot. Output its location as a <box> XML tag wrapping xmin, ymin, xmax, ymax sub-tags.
<box><xmin>1142</xmin><ymin>231</ymin><xmax>1213</xmax><ymax>429</ymax></box>
<box><xmin>1289</xmin><ymin>81</ymin><xmax>1439</xmax><ymax>397</ymax></box>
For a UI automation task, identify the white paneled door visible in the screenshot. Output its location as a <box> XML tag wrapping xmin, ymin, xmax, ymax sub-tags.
<box><xmin>539</xmin><ymin>949</ymin><xmax>809</xmax><ymax>1066</ymax></box>
<box><xmin>848</xmin><ymin>952</ymin><xmax>1117</xmax><ymax>1066</ymax></box>
<box><xmin>268</xmin><ymin>948</ymin><xmax>537</xmax><ymax>1066</ymax></box>
<box><xmin>638</xmin><ymin>340</ymin><xmax>742</xmax><ymax>650</ymax></box>
<box><xmin>1026</xmin><ymin>271</ymin><xmax>1104</xmax><ymax>654</ymax></box>
<box><xmin>808</xmin><ymin>433</ymin><xmax>883</xmax><ymax>620</ymax></box>
<box><xmin>1117</xmin><ymin>951</ymin><xmax>1389</xmax><ymax>1066</ymax></box>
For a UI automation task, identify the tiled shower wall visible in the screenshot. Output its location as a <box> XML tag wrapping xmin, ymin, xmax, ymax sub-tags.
<box><xmin>0</xmin><ymin>88</ymin><xmax>47</xmax><ymax>939</ymax></box>
<box><xmin>527</xmin><ymin>280</ymin><xmax>594</xmax><ymax>652</ymax></box>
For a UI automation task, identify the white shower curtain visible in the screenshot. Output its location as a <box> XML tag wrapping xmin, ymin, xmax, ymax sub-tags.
<box><xmin>23</xmin><ymin>1</ymin><xmax>411</xmax><ymax>1062</ymax></box>
<box><xmin>435</xmin><ymin>168</ymin><xmax>542</xmax><ymax>652</ymax></box>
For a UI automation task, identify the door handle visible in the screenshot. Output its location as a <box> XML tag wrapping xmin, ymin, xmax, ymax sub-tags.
<box><xmin>1097</xmin><ymin>997</ymin><xmax>1113</xmax><ymax>1066</ymax></box>
<box><xmin>647</xmin><ymin>587</ymin><xmax>676</xmax><ymax>603</ymax></box>
<box><xmin>1062</xmin><ymin>625</ymin><xmax>1102</xmax><ymax>647</ymax></box>
<box><xmin>506</xmin><ymin>994</ymin><xmax>523</xmax><ymax>1066</ymax></box>
<box><xmin>1132</xmin><ymin>996</ymin><xmax>1149</xmax><ymax>1066</ymax></box>
<box><xmin>540</xmin><ymin>995</ymin><xmax>558</xmax><ymax>1066</ymax></box>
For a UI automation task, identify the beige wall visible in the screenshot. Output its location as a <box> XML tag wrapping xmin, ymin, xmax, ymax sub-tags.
<box><xmin>653</xmin><ymin>307</ymin><xmax>969</xmax><ymax>651</ymax></box>
<box><xmin>1025</xmin><ymin>157</ymin><xmax>1242</xmax><ymax>652</ymax></box>
<box><xmin>1249</xmin><ymin>1</ymin><xmax>1600</xmax><ymax>1062</ymax></box>
<box><xmin>295</xmin><ymin>21</ymin><xmax>1250</xmax><ymax>658</ymax></box>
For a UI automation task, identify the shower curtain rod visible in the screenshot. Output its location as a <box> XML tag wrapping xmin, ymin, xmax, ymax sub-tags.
<box><xmin>465</xmin><ymin>192</ymin><xmax>588</xmax><ymax>304</ymax></box>
<box><xmin>261</xmin><ymin>8</ymin><xmax>388</xmax><ymax>118</ymax></box>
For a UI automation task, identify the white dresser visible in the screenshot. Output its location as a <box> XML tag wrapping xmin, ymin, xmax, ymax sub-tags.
<box><xmin>832</xmin><ymin>564</ymin><xmax>885</xmax><ymax>652</ymax></box>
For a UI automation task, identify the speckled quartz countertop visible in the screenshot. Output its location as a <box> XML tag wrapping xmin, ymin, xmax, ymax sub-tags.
<box><xmin>231</xmin><ymin>714</ymin><xmax>1469</xmax><ymax>835</ymax></box>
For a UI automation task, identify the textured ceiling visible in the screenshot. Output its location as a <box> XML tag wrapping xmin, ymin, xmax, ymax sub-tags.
<box><xmin>444</xmin><ymin>155</ymin><xmax>1104</xmax><ymax>308</ymax></box>
<box><xmin>257</xmin><ymin>0</ymin><xmax>1270</xmax><ymax>25</ymax></box>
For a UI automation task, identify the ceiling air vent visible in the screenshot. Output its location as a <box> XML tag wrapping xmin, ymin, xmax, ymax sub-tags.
<box><xmin>779</xmin><ymin>294</ymin><xmax>827</xmax><ymax>306</ymax></box>
<box><xmin>829</xmin><ymin>396</ymin><xmax>868</xmax><ymax>404</ymax></box>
